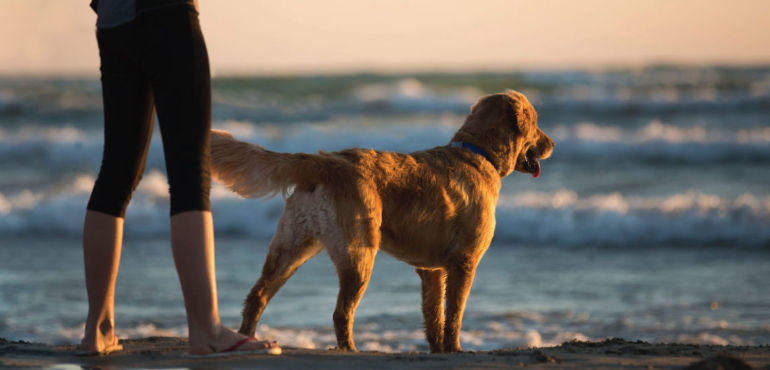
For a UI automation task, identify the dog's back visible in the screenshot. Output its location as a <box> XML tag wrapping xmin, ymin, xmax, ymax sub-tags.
<box><xmin>211</xmin><ymin>130</ymin><xmax>500</xmax><ymax>251</ymax></box>
<box><xmin>211</xmin><ymin>128</ymin><xmax>499</xmax><ymax>202</ymax></box>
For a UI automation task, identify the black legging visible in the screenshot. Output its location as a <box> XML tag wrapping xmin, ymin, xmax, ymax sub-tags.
<box><xmin>87</xmin><ymin>2</ymin><xmax>211</xmax><ymax>217</ymax></box>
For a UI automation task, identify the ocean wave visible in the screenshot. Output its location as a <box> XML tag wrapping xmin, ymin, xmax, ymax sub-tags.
<box><xmin>0</xmin><ymin>79</ymin><xmax>103</xmax><ymax>116</ymax></box>
<box><xmin>552</xmin><ymin>120</ymin><xmax>770</xmax><ymax>144</ymax></box>
<box><xmin>210</xmin><ymin>69</ymin><xmax>770</xmax><ymax>119</ymax></box>
<box><xmin>341</xmin><ymin>75</ymin><xmax>770</xmax><ymax>118</ymax></box>
<box><xmin>3</xmin><ymin>120</ymin><xmax>769</xmax><ymax>176</ymax></box>
<box><xmin>494</xmin><ymin>190</ymin><xmax>770</xmax><ymax>246</ymax></box>
<box><xmin>224</xmin><ymin>118</ymin><xmax>770</xmax><ymax>171</ymax></box>
<box><xmin>6</xmin><ymin>68</ymin><xmax>769</xmax><ymax>127</ymax></box>
<box><xmin>550</xmin><ymin>120</ymin><xmax>770</xmax><ymax>144</ymax></box>
<box><xmin>4</xmin><ymin>118</ymin><xmax>769</xmax><ymax>146</ymax></box>
<box><xmin>548</xmin><ymin>121</ymin><xmax>770</xmax><ymax>164</ymax></box>
<box><xmin>350</xmin><ymin>78</ymin><xmax>481</xmax><ymax>112</ymax></box>
<box><xmin>2</xmin><ymin>173</ymin><xmax>768</xmax><ymax>247</ymax></box>
<box><xmin>211</xmin><ymin>119</ymin><xmax>770</xmax><ymax>167</ymax></box>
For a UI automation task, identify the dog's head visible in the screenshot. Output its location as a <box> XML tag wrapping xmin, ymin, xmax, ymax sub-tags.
<box><xmin>451</xmin><ymin>90</ymin><xmax>554</xmax><ymax>178</ymax></box>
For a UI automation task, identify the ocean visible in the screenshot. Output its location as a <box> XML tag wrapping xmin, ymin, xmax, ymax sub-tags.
<box><xmin>1</xmin><ymin>66</ymin><xmax>769</xmax><ymax>352</ymax></box>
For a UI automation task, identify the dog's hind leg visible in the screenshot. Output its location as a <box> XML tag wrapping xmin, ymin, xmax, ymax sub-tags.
<box><xmin>329</xmin><ymin>246</ymin><xmax>377</xmax><ymax>352</ymax></box>
<box><xmin>325</xmin><ymin>218</ymin><xmax>380</xmax><ymax>352</ymax></box>
<box><xmin>238</xmin><ymin>200</ymin><xmax>323</xmax><ymax>336</ymax></box>
<box><xmin>238</xmin><ymin>235</ymin><xmax>321</xmax><ymax>336</ymax></box>
<box><xmin>238</xmin><ymin>236</ymin><xmax>321</xmax><ymax>336</ymax></box>
<box><xmin>416</xmin><ymin>268</ymin><xmax>446</xmax><ymax>353</ymax></box>
<box><xmin>238</xmin><ymin>238</ymin><xmax>322</xmax><ymax>336</ymax></box>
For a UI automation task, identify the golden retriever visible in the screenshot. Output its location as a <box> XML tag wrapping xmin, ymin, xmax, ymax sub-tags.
<box><xmin>210</xmin><ymin>90</ymin><xmax>554</xmax><ymax>353</ymax></box>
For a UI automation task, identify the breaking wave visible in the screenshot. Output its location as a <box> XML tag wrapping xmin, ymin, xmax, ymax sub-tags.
<box><xmin>1</xmin><ymin>172</ymin><xmax>768</xmax><ymax>247</ymax></box>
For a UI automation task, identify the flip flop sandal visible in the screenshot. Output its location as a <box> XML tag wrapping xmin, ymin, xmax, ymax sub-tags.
<box><xmin>183</xmin><ymin>337</ymin><xmax>282</xmax><ymax>358</ymax></box>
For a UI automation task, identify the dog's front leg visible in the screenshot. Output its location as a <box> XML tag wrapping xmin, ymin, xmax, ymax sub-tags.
<box><xmin>416</xmin><ymin>268</ymin><xmax>446</xmax><ymax>353</ymax></box>
<box><xmin>443</xmin><ymin>259</ymin><xmax>477</xmax><ymax>352</ymax></box>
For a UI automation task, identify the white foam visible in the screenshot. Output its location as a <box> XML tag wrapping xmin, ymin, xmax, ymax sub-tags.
<box><xmin>0</xmin><ymin>193</ymin><xmax>9</xmax><ymax>215</ymax></box>
<box><xmin>501</xmin><ymin>189</ymin><xmax>770</xmax><ymax>216</ymax></box>
<box><xmin>0</xmin><ymin>190</ymin><xmax>45</xmax><ymax>215</ymax></box>
<box><xmin>136</xmin><ymin>170</ymin><xmax>169</xmax><ymax>200</ymax></box>
<box><xmin>495</xmin><ymin>190</ymin><xmax>770</xmax><ymax>245</ymax></box>
<box><xmin>213</xmin><ymin>119</ymin><xmax>460</xmax><ymax>155</ymax></box>
<box><xmin>29</xmin><ymin>311</ymin><xmax>769</xmax><ymax>349</ymax></box>
<box><xmin>352</xmin><ymin>78</ymin><xmax>480</xmax><ymax>108</ymax></box>
<box><xmin>252</xmin><ymin>324</ymin><xmax>580</xmax><ymax>352</ymax></box>
<box><xmin>70</xmin><ymin>174</ymin><xmax>96</xmax><ymax>194</ymax></box>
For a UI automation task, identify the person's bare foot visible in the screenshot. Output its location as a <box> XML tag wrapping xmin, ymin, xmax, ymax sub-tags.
<box><xmin>188</xmin><ymin>324</ymin><xmax>280</xmax><ymax>355</ymax></box>
<box><xmin>79</xmin><ymin>321</ymin><xmax>123</xmax><ymax>355</ymax></box>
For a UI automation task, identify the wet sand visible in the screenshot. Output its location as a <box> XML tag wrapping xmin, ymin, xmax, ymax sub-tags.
<box><xmin>1</xmin><ymin>337</ymin><xmax>768</xmax><ymax>369</ymax></box>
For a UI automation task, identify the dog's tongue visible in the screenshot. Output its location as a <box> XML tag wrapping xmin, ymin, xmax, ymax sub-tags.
<box><xmin>530</xmin><ymin>158</ymin><xmax>541</xmax><ymax>178</ymax></box>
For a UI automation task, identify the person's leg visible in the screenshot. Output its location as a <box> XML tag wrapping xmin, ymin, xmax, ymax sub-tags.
<box><xmin>169</xmin><ymin>211</ymin><xmax>218</xmax><ymax>349</ymax></box>
<box><xmin>80</xmin><ymin>211</ymin><xmax>124</xmax><ymax>353</ymax></box>
<box><xmin>170</xmin><ymin>211</ymin><xmax>277</xmax><ymax>353</ymax></box>
<box><xmin>81</xmin><ymin>22</ymin><xmax>155</xmax><ymax>353</ymax></box>
<box><xmin>140</xmin><ymin>4</ymin><xmax>277</xmax><ymax>353</ymax></box>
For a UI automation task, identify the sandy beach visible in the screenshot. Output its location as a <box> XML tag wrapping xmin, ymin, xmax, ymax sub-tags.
<box><xmin>1</xmin><ymin>337</ymin><xmax>767</xmax><ymax>369</ymax></box>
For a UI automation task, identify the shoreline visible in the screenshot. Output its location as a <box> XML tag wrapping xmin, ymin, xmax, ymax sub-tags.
<box><xmin>2</xmin><ymin>337</ymin><xmax>767</xmax><ymax>369</ymax></box>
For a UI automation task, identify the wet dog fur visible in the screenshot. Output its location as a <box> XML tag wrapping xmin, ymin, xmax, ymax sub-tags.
<box><xmin>209</xmin><ymin>90</ymin><xmax>554</xmax><ymax>353</ymax></box>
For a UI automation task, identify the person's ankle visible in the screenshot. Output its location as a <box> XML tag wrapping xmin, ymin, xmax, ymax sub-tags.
<box><xmin>188</xmin><ymin>322</ymin><xmax>227</xmax><ymax>353</ymax></box>
<box><xmin>84</xmin><ymin>314</ymin><xmax>114</xmax><ymax>334</ymax></box>
<box><xmin>99</xmin><ymin>318</ymin><xmax>115</xmax><ymax>335</ymax></box>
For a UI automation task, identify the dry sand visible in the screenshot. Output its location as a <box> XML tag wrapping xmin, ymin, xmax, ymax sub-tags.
<box><xmin>1</xmin><ymin>337</ymin><xmax>768</xmax><ymax>369</ymax></box>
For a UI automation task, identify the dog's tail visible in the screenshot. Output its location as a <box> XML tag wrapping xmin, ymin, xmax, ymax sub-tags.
<box><xmin>210</xmin><ymin>129</ymin><xmax>331</xmax><ymax>198</ymax></box>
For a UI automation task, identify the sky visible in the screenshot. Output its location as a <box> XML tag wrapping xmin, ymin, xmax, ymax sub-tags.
<box><xmin>1</xmin><ymin>0</ymin><xmax>769</xmax><ymax>76</ymax></box>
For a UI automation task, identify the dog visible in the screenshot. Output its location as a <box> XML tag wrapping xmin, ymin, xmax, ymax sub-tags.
<box><xmin>209</xmin><ymin>90</ymin><xmax>554</xmax><ymax>353</ymax></box>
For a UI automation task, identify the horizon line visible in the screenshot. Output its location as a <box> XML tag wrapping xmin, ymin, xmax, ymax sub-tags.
<box><xmin>2</xmin><ymin>60</ymin><xmax>770</xmax><ymax>79</ymax></box>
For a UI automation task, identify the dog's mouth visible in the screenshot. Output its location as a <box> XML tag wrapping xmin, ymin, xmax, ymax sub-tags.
<box><xmin>522</xmin><ymin>149</ymin><xmax>541</xmax><ymax>178</ymax></box>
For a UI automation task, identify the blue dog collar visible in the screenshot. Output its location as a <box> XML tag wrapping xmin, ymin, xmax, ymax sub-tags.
<box><xmin>450</xmin><ymin>141</ymin><xmax>498</xmax><ymax>170</ymax></box>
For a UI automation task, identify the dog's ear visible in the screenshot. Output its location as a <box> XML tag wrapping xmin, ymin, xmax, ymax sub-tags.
<box><xmin>515</xmin><ymin>103</ymin><xmax>535</xmax><ymax>136</ymax></box>
<box><xmin>504</xmin><ymin>89</ymin><xmax>536</xmax><ymax>134</ymax></box>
